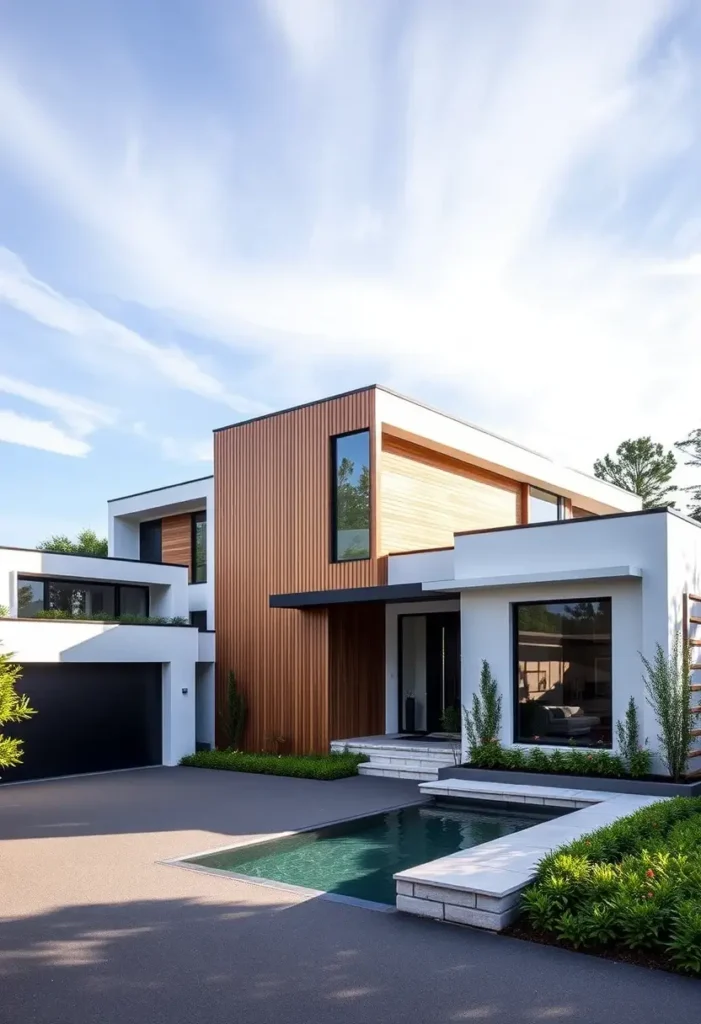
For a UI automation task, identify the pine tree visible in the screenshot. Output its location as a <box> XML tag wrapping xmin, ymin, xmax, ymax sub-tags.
<box><xmin>0</xmin><ymin>646</ymin><xmax>36</xmax><ymax>771</ymax></box>
<box><xmin>593</xmin><ymin>437</ymin><xmax>677</xmax><ymax>508</ymax></box>
<box><xmin>676</xmin><ymin>428</ymin><xmax>701</xmax><ymax>522</ymax></box>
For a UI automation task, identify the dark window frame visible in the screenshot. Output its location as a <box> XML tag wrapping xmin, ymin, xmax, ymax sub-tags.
<box><xmin>17</xmin><ymin>575</ymin><xmax>150</xmax><ymax>619</ymax></box>
<box><xmin>140</xmin><ymin>519</ymin><xmax>162</xmax><ymax>563</ymax></box>
<box><xmin>191</xmin><ymin>510</ymin><xmax>207</xmax><ymax>583</ymax></box>
<box><xmin>189</xmin><ymin>610</ymin><xmax>208</xmax><ymax>631</ymax></box>
<box><xmin>330</xmin><ymin>428</ymin><xmax>372</xmax><ymax>563</ymax></box>
<box><xmin>529</xmin><ymin>486</ymin><xmax>566</xmax><ymax>522</ymax></box>
<box><xmin>511</xmin><ymin>596</ymin><xmax>612</xmax><ymax>749</ymax></box>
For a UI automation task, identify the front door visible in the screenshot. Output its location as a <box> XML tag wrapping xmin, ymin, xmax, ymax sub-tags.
<box><xmin>399</xmin><ymin>612</ymin><xmax>460</xmax><ymax>733</ymax></box>
<box><xmin>425</xmin><ymin>613</ymin><xmax>460</xmax><ymax>733</ymax></box>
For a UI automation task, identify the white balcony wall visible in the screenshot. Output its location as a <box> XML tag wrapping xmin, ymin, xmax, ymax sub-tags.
<box><xmin>0</xmin><ymin>549</ymin><xmax>190</xmax><ymax>619</ymax></box>
<box><xmin>388</xmin><ymin>548</ymin><xmax>455</xmax><ymax>585</ymax></box>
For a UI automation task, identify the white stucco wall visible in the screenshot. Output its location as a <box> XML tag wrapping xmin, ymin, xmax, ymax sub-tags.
<box><xmin>195</xmin><ymin>662</ymin><xmax>216</xmax><ymax>747</ymax></box>
<box><xmin>667</xmin><ymin>512</ymin><xmax>701</xmax><ymax>640</ymax></box>
<box><xmin>0</xmin><ymin>618</ymin><xmax>198</xmax><ymax>765</ymax></box>
<box><xmin>459</xmin><ymin>578</ymin><xmax>650</xmax><ymax>761</ymax></box>
<box><xmin>0</xmin><ymin>548</ymin><xmax>190</xmax><ymax>619</ymax></box>
<box><xmin>388</xmin><ymin>548</ymin><xmax>455</xmax><ymax>584</ymax></box>
<box><xmin>108</xmin><ymin>476</ymin><xmax>215</xmax><ymax>629</ymax></box>
<box><xmin>382</xmin><ymin>511</ymin><xmax>701</xmax><ymax>773</ymax></box>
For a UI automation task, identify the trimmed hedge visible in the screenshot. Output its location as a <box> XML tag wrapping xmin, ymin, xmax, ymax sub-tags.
<box><xmin>33</xmin><ymin>609</ymin><xmax>190</xmax><ymax>626</ymax></box>
<box><xmin>180</xmin><ymin>749</ymin><xmax>368</xmax><ymax>780</ymax></box>
<box><xmin>521</xmin><ymin>797</ymin><xmax>701</xmax><ymax>974</ymax></box>
<box><xmin>468</xmin><ymin>742</ymin><xmax>651</xmax><ymax>779</ymax></box>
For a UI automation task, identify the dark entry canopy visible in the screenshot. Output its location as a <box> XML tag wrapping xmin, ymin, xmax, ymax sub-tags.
<box><xmin>269</xmin><ymin>583</ymin><xmax>445</xmax><ymax>608</ymax></box>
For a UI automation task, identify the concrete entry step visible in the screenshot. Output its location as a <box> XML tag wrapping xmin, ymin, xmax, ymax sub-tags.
<box><xmin>333</xmin><ymin>735</ymin><xmax>458</xmax><ymax>780</ymax></box>
<box><xmin>358</xmin><ymin>764</ymin><xmax>437</xmax><ymax>781</ymax></box>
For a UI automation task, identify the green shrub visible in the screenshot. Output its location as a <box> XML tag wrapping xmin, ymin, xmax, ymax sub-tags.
<box><xmin>180</xmin><ymin>749</ymin><xmax>368</xmax><ymax>780</ymax></box>
<box><xmin>467</xmin><ymin>742</ymin><xmax>649</xmax><ymax>780</ymax></box>
<box><xmin>521</xmin><ymin>798</ymin><xmax>701</xmax><ymax>974</ymax></box>
<box><xmin>463</xmin><ymin>660</ymin><xmax>502</xmax><ymax>754</ymax></box>
<box><xmin>32</xmin><ymin>609</ymin><xmax>189</xmax><ymax>626</ymax></box>
<box><xmin>616</xmin><ymin>697</ymin><xmax>651</xmax><ymax>777</ymax></box>
<box><xmin>219</xmin><ymin>671</ymin><xmax>247</xmax><ymax>750</ymax></box>
<box><xmin>643</xmin><ymin>633</ymin><xmax>693</xmax><ymax>781</ymax></box>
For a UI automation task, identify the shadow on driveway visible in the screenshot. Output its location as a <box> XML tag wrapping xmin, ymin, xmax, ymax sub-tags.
<box><xmin>1</xmin><ymin>892</ymin><xmax>698</xmax><ymax>1024</ymax></box>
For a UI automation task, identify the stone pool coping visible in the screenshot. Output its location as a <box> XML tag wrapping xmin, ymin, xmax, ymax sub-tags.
<box><xmin>394</xmin><ymin>779</ymin><xmax>665</xmax><ymax>931</ymax></box>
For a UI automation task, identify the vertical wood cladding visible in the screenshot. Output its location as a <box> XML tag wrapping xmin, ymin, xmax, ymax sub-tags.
<box><xmin>161</xmin><ymin>514</ymin><xmax>192</xmax><ymax>577</ymax></box>
<box><xmin>328</xmin><ymin>602</ymin><xmax>385</xmax><ymax>740</ymax></box>
<box><xmin>214</xmin><ymin>388</ymin><xmax>382</xmax><ymax>753</ymax></box>
<box><xmin>379</xmin><ymin>434</ymin><xmax>520</xmax><ymax>554</ymax></box>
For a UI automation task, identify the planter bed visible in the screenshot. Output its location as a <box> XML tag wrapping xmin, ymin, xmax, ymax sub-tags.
<box><xmin>438</xmin><ymin>765</ymin><xmax>701</xmax><ymax>798</ymax></box>
<box><xmin>514</xmin><ymin>797</ymin><xmax>701</xmax><ymax>977</ymax></box>
<box><xmin>180</xmin><ymin>749</ymin><xmax>368</xmax><ymax>780</ymax></box>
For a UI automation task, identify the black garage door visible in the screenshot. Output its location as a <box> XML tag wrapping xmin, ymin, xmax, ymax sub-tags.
<box><xmin>2</xmin><ymin>663</ymin><xmax>162</xmax><ymax>783</ymax></box>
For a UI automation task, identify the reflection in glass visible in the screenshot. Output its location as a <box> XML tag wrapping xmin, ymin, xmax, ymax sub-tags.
<box><xmin>529</xmin><ymin>486</ymin><xmax>563</xmax><ymax>523</ymax></box>
<box><xmin>333</xmin><ymin>430</ymin><xmax>370</xmax><ymax>561</ymax></box>
<box><xmin>48</xmin><ymin>581</ymin><xmax>116</xmax><ymax>618</ymax></box>
<box><xmin>515</xmin><ymin>599</ymin><xmax>612</xmax><ymax>747</ymax></box>
<box><xmin>17</xmin><ymin>579</ymin><xmax>45</xmax><ymax>616</ymax></box>
<box><xmin>140</xmin><ymin>519</ymin><xmax>162</xmax><ymax>562</ymax></box>
<box><xmin>192</xmin><ymin>512</ymin><xmax>207</xmax><ymax>582</ymax></box>
<box><xmin>120</xmin><ymin>586</ymin><xmax>148</xmax><ymax>617</ymax></box>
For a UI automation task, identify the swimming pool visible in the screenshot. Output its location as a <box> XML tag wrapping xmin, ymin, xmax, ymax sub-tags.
<box><xmin>185</xmin><ymin>800</ymin><xmax>561</xmax><ymax>906</ymax></box>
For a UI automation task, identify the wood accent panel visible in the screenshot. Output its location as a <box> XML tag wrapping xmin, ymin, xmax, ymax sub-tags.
<box><xmin>520</xmin><ymin>482</ymin><xmax>530</xmax><ymax>525</ymax></box>
<box><xmin>215</xmin><ymin>388</ymin><xmax>383</xmax><ymax>753</ymax></box>
<box><xmin>161</xmin><ymin>514</ymin><xmax>192</xmax><ymax>577</ymax></box>
<box><xmin>380</xmin><ymin>434</ymin><xmax>520</xmax><ymax>554</ymax></box>
<box><xmin>328</xmin><ymin>602</ymin><xmax>385</xmax><ymax>740</ymax></box>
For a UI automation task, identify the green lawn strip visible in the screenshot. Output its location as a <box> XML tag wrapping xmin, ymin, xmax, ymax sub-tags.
<box><xmin>180</xmin><ymin>749</ymin><xmax>368</xmax><ymax>780</ymax></box>
<box><xmin>519</xmin><ymin>797</ymin><xmax>701</xmax><ymax>975</ymax></box>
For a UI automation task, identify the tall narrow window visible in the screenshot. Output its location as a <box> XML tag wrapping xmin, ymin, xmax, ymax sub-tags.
<box><xmin>332</xmin><ymin>430</ymin><xmax>370</xmax><ymax>561</ymax></box>
<box><xmin>192</xmin><ymin>511</ymin><xmax>207</xmax><ymax>583</ymax></box>
<box><xmin>140</xmin><ymin>519</ymin><xmax>162</xmax><ymax>562</ymax></box>
<box><xmin>514</xmin><ymin>598</ymin><xmax>612</xmax><ymax>747</ymax></box>
<box><xmin>529</xmin><ymin>486</ymin><xmax>564</xmax><ymax>523</ymax></box>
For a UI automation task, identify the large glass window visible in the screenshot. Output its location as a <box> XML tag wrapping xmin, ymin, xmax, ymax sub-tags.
<box><xmin>119</xmin><ymin>586</ymin><xmax>148</xmax><ymax>617</ymax></box>
<box><xmin>47</xmin><ymin>581</ymin><xmax>116</xmax><ymax>618</ymax></box>
<box><xmin>529</xmin><ymin>486</ymin><xmax>564</xmax><ymax>523</ymax></box>
<box><xmin>17</xmin><ymin>577</ymin><xmax>149</xmax><ymax>620</ymax></box>
<box><xmin>140</xmin><ymin>519</ymin><xmax>162</xmax><ymax>562</ymax></box>
<box><xmin>332</xmin><ymin>430</ymin><xmax>370</xmax><ymax>561</ymax></box>
<box><xmin>192</xmin><ymin>511</ymin><xmax>207</xmax><ymax>582</ymax></box>
<box><xmin>515</xmin><ymin>598</ymin><xmax>612</xmax><ymax>747</ymax></box>
<box><xmin>17</xmin><ymin>579</ymin><xmax>44</xmax><ymax>616</ymax></box>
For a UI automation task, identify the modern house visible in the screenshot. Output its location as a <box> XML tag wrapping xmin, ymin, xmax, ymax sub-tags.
<box><xmin>1</xmin><ymin>384</ymin><xmax>700</xmax><ymax>782</ymax></box>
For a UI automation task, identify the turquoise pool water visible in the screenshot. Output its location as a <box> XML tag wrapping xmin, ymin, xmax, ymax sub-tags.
<box><xmin>187</xmin><ymin>801</ymin><xmax>559</xmax><ymax>906</ymax></box>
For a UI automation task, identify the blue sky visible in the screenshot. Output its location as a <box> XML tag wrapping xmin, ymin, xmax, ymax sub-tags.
<box><xmin>1</xmin><ymin>0</ymin><xmax>701</xmax><ymax>546</ymax></box>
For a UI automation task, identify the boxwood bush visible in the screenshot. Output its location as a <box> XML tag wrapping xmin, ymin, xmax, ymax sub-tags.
<box><xmin>468</xmin><ymin>741</ymin><xmax>651</xmax><ymax>779</ymax></box>
<box><xmin>180</xmin><ymin>749</ymin><xmax>368</xmax><ymax>780</ymax></box>
<box><xmin>520</xmin><ymin>797</ymin><xmax>701</xmax><ymax>974</ymax></box>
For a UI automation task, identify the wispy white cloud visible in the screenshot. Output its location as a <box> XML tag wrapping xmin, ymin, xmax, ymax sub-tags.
<box><xmin>0</xmin><ymin>372</ymin><xmax>114</xmax><ymax>438</ymax></box>
<box><xmin>0</xmin><ymin>372</ymin><xmax>115</xmax><ymax>455</ymax></box>
<box><xmin>0</xmin><ymin>409</ymin><xmax>89</xmax><ymax>456</ymax></box>
<box><xmin>0</xmin><ymin>248</ymin><xmax>265</xmax><ymax>415</ymax></box>
<box><xmin>0</xmin><ymin>0</ymin><xmax>700</xmax><ymax>486</ymax></box>
<box><xmin>132</xmin><ymin>422</ymin><xmax>212</xmax><ymax>464</ymax></box>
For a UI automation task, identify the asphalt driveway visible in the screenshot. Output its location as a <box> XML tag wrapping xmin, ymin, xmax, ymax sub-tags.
<box><xmin>0</xmin><ymin>766</ymin><xmax>698</xmax><ymax>1024</ymax></box>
